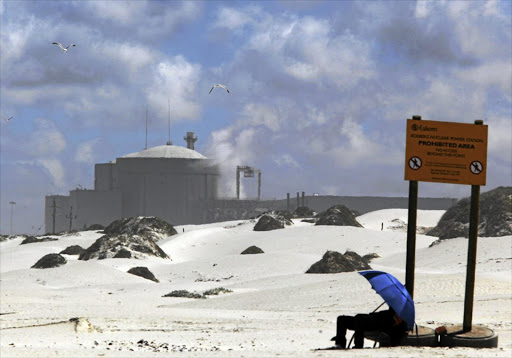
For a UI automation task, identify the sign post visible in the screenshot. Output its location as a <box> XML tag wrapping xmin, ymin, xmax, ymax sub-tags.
<box><xmin>404</xmin><ymin>118</ymin><xmax>488</xmax><ymax>334</ymax></box>
<box><xmin>405</xmin><ymin>115</ymin><xmax>421</xmax><ymax>299</ymax></box>
<box><xmin>463</xmin><ymin>120</ymin><xmax>484</xmax><ymax>331</ymax></box>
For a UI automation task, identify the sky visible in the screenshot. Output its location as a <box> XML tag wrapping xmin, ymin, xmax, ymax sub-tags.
<box><xmin>0</xmin><ymin>0</ymin><xmax>511</xmax><ymax>235</ymax></box>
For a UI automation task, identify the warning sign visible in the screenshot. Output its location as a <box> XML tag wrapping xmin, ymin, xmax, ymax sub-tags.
<box><xmin>404</xmin><ymin>119</ymin><xmax>488</xmax><ymax>185</ymax></box>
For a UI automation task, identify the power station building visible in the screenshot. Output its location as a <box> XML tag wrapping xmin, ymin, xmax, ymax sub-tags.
<box><xmin>45</xmin><ymin>133</ymin><xmax>220</xmax><ymax>233</ymax></box>
<box><xmin>44</xmin><ymin>133</ymin><xmax>457</xmax><ymax>234</ymax></box>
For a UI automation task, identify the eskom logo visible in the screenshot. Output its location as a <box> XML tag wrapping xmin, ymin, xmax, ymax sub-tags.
<box><xmin>411</xmin><ymin>124</ymin><xmax>437</xmax><ymax>132</ymax></box>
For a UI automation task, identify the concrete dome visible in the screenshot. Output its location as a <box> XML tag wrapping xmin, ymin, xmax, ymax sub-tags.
<box><xmin>121</xmin><ymin>145</ymin><xmax>207</xmax><ymax>159</ymax></box>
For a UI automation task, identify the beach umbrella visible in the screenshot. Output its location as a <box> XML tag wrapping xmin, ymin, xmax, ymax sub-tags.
<box><xmin>359</xmin><ymin>270</ymin><xmax>415</xmax><ymax>330</ymax></box>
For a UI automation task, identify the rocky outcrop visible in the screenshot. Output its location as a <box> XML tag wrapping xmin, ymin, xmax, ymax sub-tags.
<box><xmin>31</xmin><ymin>253</ymin><xmax>67</xmax><ymax>269</ymax></box>
<box><xmin>20</xmin><ymin>236</ymin><xmax>58</xmax><ymax>245</ymax></box>
<box><xmin>86</xmin><ymin>224</ymin><xmax>105</xmax><ymax>231</ymax></box>
<box><xmin>241</xmin><ymin>246</ymin><xmax>264</xmax><ymax>255</ymax></box>
<box><xmin>315</xmin><ymin>205</ymin><xmax>363</xmax><ymax>227</ymax></box>
<box><xmin>60</xmin><ymin>245</ymin><xmax>85</xmax><ymax>255</ymax></box>
<box><xmin>306</xmin><ymin>250</ymin><xmax>371</xmax><ymax>274</ymax></box>
<box><xmin>254</xmin><ymin>215</ymin><xmax>287</xmax><ymax>231</ymax></box>
<box><xmin>104</xmin><ymin>216</ymin><xmax>177</xmax><ymax>242</ymax></box>
<box><xmin>79</xmin><ymin>234</ymin><xmax>169</xmax><ymax>261</ymax></box>
<box><xmin>127</xmin><ymin>266</ymin><xmax>159</xmax><ymax>282</ymax></box>
<box><xmin>427</xmin><ymin>186</ymin><xmax>512</xmax><ymax>240</ymax></box>
<box><xmin>293</xmin><ymin>206</ymin><xmax>315</xmax><ymax>218</ymax></box>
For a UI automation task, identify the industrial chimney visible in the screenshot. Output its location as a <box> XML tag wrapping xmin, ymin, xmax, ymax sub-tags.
<box><xmin>184</xmin><ymin>132</ymin><xmax>197</xmax><ymax>150</ymax></box>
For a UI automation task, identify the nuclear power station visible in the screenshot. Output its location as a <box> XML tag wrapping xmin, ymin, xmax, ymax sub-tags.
<box><xmin>44</xmin><ymin>132</ymin><xmax>456</xmax><ymax>234</ymax></box>
<box><xmin>45</xmin><ymin>133</ymin><xmax>220</xmax><ymax>233</ymax></box>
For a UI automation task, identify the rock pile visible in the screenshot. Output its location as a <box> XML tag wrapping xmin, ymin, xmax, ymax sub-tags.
<box><xmin>104</xmin><ymin>216</ymin><xmax>177</xmax><ymax>242</ymax></box>
<box><xmin>253</xmin><ymin>212</ymin><xmax>293</xmax><ymax>231</ymax></box>
<box><xmin>241</xmin><ymin>246</ymin><xmax>264</xmax><ymax>254</ymax></box>
<box><xmin>306</xmin><ymin>250</ymin><xmax>371</xmax><ymax>274</ymax></box>
<box><xmin>79</xmin><ymin>234</ymin><xmax>169</xmax><ymax>260</ymax></box>
<box><xmin>427</xmin><ymin>186</ymin><xmax>512</xmax><ymax>240</ymax></box>
<box><xmin>127</xmin><ymin>266</ymin><xmax>159</xmax><ymax>282</ymax></box>
<box><xmin>20</xmin><ymin>236</ymin><xmax>58</xmax><ymax>245</ymax></box>
<box><xmin>315</xmin><ymin>205</ymin><xmax>363</xmax><ymax>227</ymax></box>
<box><xmin>31</xmin><ymin>253</ymin><xmax>67</xmax><ymax>269</ymax></box>
<box><xmin>60</xmin><ymin>245</ymin><xmax>85</xmax><ymax>255</ymax></box>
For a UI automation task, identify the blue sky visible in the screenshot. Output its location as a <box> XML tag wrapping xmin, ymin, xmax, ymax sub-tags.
<box><xmin>1</xmin><ymin>0</ymin><xmax>511</xmax><ymax>234</ymax></box>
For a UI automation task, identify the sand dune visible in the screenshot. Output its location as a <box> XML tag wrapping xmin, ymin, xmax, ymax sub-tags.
<box><xmin>1</xmin><ymin>209</ymin><xmax>510</xmax><ymax>357</ymax></box>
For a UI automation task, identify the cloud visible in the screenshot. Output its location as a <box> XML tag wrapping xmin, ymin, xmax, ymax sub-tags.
<box><xmin>82</xmin><ymin>1</ymin><xmax>201</xmax><ymax>39</ymax></box>
<box><xmin>28</xmin><ymin>119</ymin><xmax>66</xmax><ymax>157</ymax></box>
<box><xmin>75</xmin><ymin>138</ymin><xmax>102</xmax><ymax>164</ymax></box>
<box><xmin>37</xmin><ymin>159</ymin><xmax>66</xmax><ymax>189</ymax></box>
<box><xmin>273</xmin><ymin>153</ymin><xmax>300</xmax><ymax>169</ymax></box>
<box><xmin>145</xmin><ymin>56</ymin><xmax>202</xmax><ymax>123</ymax></box>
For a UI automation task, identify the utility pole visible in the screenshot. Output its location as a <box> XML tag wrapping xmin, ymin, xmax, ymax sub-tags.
<box><xmin>145</xmin><ymin>106</ymin><xmax>148</xmax><ymax>149</ymax></box>
<box><xmin>52</xmin><ymin>198</ymin><xmax>57</xmax><ymax>234</ymax></box>
<box><xmin>66</xmin><ymin>206</ymin><xmax>76</xmax><ymax>232</ymax></box>
<box><xmin>9</xmin><ymin>201</ymin><xmax>16</xmax><ymax>235</ymax></box>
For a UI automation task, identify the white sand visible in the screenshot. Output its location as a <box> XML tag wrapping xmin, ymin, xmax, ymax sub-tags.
<box><xmin>1</xmin><ymin>209</ymin><xmax>511</xmax><ymax>357</ymax></box>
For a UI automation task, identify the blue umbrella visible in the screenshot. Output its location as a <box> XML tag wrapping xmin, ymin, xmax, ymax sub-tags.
<box><xmin>359</xmin><ymin>270</ymin><xmax>415</xmax><ymax>331</ymax></box>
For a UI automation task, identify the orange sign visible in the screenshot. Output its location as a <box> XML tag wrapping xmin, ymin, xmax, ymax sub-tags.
<box><xmin>404</xmin><ymin>119</ymin><xmax>488</xmax><ymax>185</ymax></box>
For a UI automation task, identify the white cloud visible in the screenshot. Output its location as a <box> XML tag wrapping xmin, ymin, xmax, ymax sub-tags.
<box><xmin>214</xmin><ymin>7</ymin><xmax>256</xmax><ymax>30</ymax></box>
<box><xmin>455</xmin><ymin>61</ymin><xmax>512</xmax><ymax>99</ymax></box>
<box><xmin>97</xmin><ymin>41</ymin><xmax>157</xmax><ymax>74</ymax></box>
<box><xmin>29</xmin><ymin>119</ymin><xmax>66</xmax><ymax>157</ymax></box>
<box><xmin>83</xmin><ymin>1</ymin><xmax>200</xmax><ymax>38</ymax></box>
<box><xmin>326</xmin><ymin>119</ymin><xmax>401</xmax><ymax>168</ymax></box>
<box><xmin>84</xmin><ymin>1</ymin><xmax>144</xmax><ymax>25</ymax></box>
<box><xmin>37</xmin><ymin>159</ymin><xmax>66</xmax><ymax>189</ymax></box>
<box><xmin>0</xmin><ymin>14</ymin><xmax>36</xmax><ymax>61</ymax></box>
<box><xmin>414</xmin><ymin>0</ymin><xmax>431</xmax><ymax>18</ymax></box>
<box><xmin>273</xmin><ymin>153</ymin><xmax>300</xmax><ymax>168</ymax></box>
<box><xmin>146</xmin><ymin>56</ymin><xmax>202</xmax><ymax>121</ymax></box>
<box><xmin>487</xmin><ymin>116</ymin><xmax>512</xmax><ymax>163</ymax></box>
<box><xmin>242</xmin><ymin>103</ymin><xmax>282</xmax><ymax>132</ymax></box>
<box><xmin>75</xmin><ymin>138</ymin><xmax>102</xmax><ymax>164</ymax></box>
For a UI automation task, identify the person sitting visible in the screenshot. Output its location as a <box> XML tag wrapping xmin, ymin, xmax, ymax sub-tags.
<box><xmin>331</xmin><ymin>307</ymin><xmax>408</xmax><ymax>349</ymax></box>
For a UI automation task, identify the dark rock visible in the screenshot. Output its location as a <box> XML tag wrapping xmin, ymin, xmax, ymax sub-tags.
<box><xmin>79</xmin><ymin>234</ymin><xmax>169</xmax><ymax>261</ymax></box>
<box><xmin>293</xmin><ymin>206</ymin><xmax>316</xmax><ymax>218</ymax></box>
<box><xmin>306</xmin><ymin>250</ymin><xmax>371</xmax><ymax>274</ymax></box>
<box><xmin>301</xmin><ymin>218</ymin><xmax>317</xmax><ymax>223</ymax></box>
<box><xmin>315</xmin><ymin>205</ymin><xmax>363</xmax><ymax>227</ymax></box>
<box><xmin>162</xmin><ymin>290</ymin><xmax>205</xmax><ymax>299</ymax></box>
<box><xmin>127</xmin><ymin>266</ymin><xmax>159</xmax><ymax>282</ymax></box>
<box><xmin>362</xmin><ymin>253</ymin><xmax>380</xmax><ymax>263</ymax></box>
<box><xmin>86</xmin><ymin>224</ymin><xmax>105</xmax><ymax>231</ymax></box>
<box><xmin>254</xmin><ymin>215</ymin><xmax>285</xmax><ymax>231</ymax></box>
<box><xmin>275</xmin><ymin>210</ymin><xmax>294</xmax><ymax>221</ymax></box>
<box><xmin>104</xmin><ymin>216</ymin><xmax>177</xmax><ymax>242</ymax></box>
<box><xmin>60</xmin><ymin>245</ymin><xmax>85</xmax><ymax>255</ymax></box>
<box><xmin>241</xmin><ymin>246</ymin><xmax>264</xmax><ymax>255</ymax></box>
<box><xmin>31</xmin><ymin>253</ymin><xmax>67</xmax><ymax>269</ymax></box>
<box><xmin>20</xmin><ymin>236</ymin><xmax>58</xmax><ymax>245</ymax></box>
<box><xmin>203</xmin><ymin>287</ymin><xmax>233</xmax><ymax>296</ymax></box>
<box><xmin>427</xmin><ymin>186</ymin><xmax>512</xmax><ymax>240</ymax></box>
<box><xmin>113</xmin><ymin>248</ymin><xmax>132</xmax><ymax>258</ymax></box>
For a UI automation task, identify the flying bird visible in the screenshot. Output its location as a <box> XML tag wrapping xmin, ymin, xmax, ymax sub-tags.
<box><xmin>209</xmin><ymin>84</ymin><xmax>230</xmax><ymax>94</ymax></box>
<box><xmin>2</xmin><ymin>116</ymin><xmax>13</xmax><ymax>122</ymax></box>
<box><xmin>52</xmin><ymin>42</ymin><xmax>76</xmax><ymax>52</ymax></box>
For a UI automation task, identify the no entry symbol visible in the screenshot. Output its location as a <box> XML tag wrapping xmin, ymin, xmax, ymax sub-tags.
<box><xmin>470</xmin><ymin>161</ymin><xmax>483</xmax><ymax>174</ymax></box>
<box><xmin>409</xmin><ymin>157</ymin><xmax>422</xmax><ymax>170</ymax></box>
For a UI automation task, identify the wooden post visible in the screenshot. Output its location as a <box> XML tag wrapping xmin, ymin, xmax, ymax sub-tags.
<box><xmin>463</xmin><ymin>120</ymin><xmax>484</xmax><ymax>332</ymax></box>
<box><xmin>405</xmin><ymin>115</ymin><xmax>421</xmax><ymax>299</ymax></box>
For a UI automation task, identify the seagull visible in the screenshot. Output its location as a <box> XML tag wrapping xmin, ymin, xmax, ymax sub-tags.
<box><xmin>209</xmin><ymin>84</ymin><xmax>230</xmax><ymax>94</ymax></box>
<box><xmin>52</xmin><ymin>42</ymin><xmax>76</xmax><ymax>52</ymax></box>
